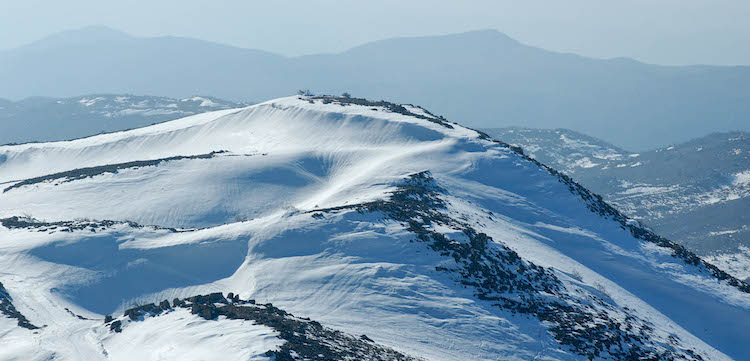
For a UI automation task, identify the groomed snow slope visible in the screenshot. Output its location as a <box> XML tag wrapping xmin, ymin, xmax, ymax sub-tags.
<box><xmin>1</xmin><ymin>96</ymin><xmax>749</xmax><ymax>360</ymax></box>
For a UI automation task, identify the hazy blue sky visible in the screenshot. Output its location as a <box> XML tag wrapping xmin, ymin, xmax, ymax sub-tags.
<box><xmin>2</xmin><ymin>0</ymin><xmax>748</xmax><ymax>65</ymax></box>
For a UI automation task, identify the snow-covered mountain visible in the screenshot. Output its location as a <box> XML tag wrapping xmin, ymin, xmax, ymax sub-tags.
<box><xmin>0</xmin><ymin>94</ymin><xmax>247</xmax><ymax>145</ymax></box>
<box><xmin>484</xmin><ymin>128</ymin><xmax>750</xmax><ymax>281</ymax></box>
<box><xmin>1</xmin><ymin>96</ymin><xmax>749</xmax><ymax>360</ymax></box>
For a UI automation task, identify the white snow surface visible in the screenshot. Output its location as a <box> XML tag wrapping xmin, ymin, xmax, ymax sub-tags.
<box><xmin>104</xmin><ymin>308</ymin><xmax>280</xmax><ymax>361</ymax></box>
<box><xmin>1</xmin><ymin>96</ymin><xmax>749</xmax><ymax>360</ymax></box>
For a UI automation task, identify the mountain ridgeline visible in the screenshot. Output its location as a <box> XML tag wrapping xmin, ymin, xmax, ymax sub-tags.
<box><xmin>1</xmin><ymin>27</ymin><xmax>749</xmax><ymax>150</ymax></box>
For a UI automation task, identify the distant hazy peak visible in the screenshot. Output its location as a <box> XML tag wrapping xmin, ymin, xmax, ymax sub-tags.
<box><xmin>19</xmin><ymin>25</ymin><xmax>134</xmax><ymax>50</ymax></box>
<box><xmin>344</xmin><ymin>28</ymin><xmax>521</xmax><ymax>54</ymax></box>
<box><xmin>412</xmin><ymin>28</ymin><xmax>520</xmax><ymax>43</ymax></box>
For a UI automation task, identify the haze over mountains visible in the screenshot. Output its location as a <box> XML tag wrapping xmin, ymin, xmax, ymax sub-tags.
<box><xmin>2</xmin><ymin>26</ymin><xmax>749</xmax><ymax>150</ymax></box>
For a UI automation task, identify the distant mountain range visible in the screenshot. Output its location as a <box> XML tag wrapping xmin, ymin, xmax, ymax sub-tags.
<box><xmin>0</xmin><ymin>94</ymin><xmax>246</xmax><ymax>145</ymax></box>
<box><xmin>485</xmin><ymin>128</ymin><xmax>750</xmax><ymax>280</ymax></box>
<box><xmin>2</xmin><ymin>26</ymin><xmax>749</xmax><ymax>150</ymax></box>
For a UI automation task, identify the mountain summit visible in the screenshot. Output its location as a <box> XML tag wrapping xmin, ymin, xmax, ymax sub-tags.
<box><xmin>21</xmin><ymin>25</ymin><xmax>134</xmax><ymax>49</ymax></box>
<box><xmin>1</xmin><ymin>96</ymin><xmax>749</xmax><ymax>360</ymax></box>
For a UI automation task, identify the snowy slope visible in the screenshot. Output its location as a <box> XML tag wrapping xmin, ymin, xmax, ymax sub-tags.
<box><xmin>484</xmin><ymin>128</ymin><xmax>750</xmax><ymax>280</ymax></box>
<box><xmin>1</xmin><ymin>96</ymin><xmax>749</xmax><ymax>360</ymax></box>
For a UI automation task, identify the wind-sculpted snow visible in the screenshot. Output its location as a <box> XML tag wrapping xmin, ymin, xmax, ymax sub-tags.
<box><xmin>2</xmin><ymin>151</ymin><xmax>227</xmax><ymax>193</ymax></box>
<box><xmin>311</xmin><ymin>172</ymin><xmax>725</xmax><ymax>360</ymax></box>
<box><xmin>0</xmin><ymin>96</ymin><xmax>749</xmax><ymax>360</ymax></box>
